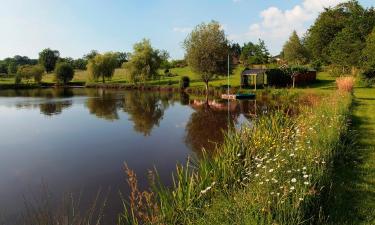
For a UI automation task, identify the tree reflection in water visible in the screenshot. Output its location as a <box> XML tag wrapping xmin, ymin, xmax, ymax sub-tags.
<box><xmin>185</xmin><ymin>99</ymin><xmax>240</xmax><ymax>155</ymax></box>
<box><xmin>85</xmin><ymin>89</ymin><xmax>122</xmax><ymax>121</ymax></box>
<box><xmin>123</xmin><ymin>91</ymin><xmax>169</xmax><ymax>136</ymax></box>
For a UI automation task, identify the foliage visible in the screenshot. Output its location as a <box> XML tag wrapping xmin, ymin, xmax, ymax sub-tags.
<box><xmin>84</xmin><ymin>50</ymin><xmax>99</xmax><ymax>61</ymax></box>
<box><xmin>184</xmin><ymin>21</ymin><xmax>229</xmax><ymax>90</ymax></box>
<box><xmin>230</xmin><ymin>43</ymin><xmax>242</xmax><ymax>62</ymax></box>
<box><xmin>170</xmin><ymin>59</ymin><xmax>187</xmax><ymax>68</ymax></box>
<box><xmin>240</xmin><ymin>39</ymin><xmax>270</xmax><ymax>66</ymax></box>
<box><xmin>305</xmin><ymin>0</ymin><xmax>375</xmax><ymax>66</ymax></box>
<box><xmin>282</xmin><ymin>31</ymin><xmax>309</xmax><ymax>65</ymax></box>
<box><xmin>266</xmin><ymin>68</ymin><xmax>291</xmax><ymax>87</ymax></box>
<box><xmin>362</xmin><ymin>27</ymin><xmax>375</xmax><ymax>69</ymax></box>
<box><xmin>328</xmin><ymin>27</ymin><xmax>364</xmax><ymax>69</ymax></box>
<box><xmin>87</xmin><ymin>52</ymin><xmax>118</xmax><ymax>83</ymax></box>
<box><xmin>39</xmin><ymin>48</ymin><xmax>60</xmax><ymax>73</ymax></box>
<box><xmin>304</xmin><ymin>5</ymin><xmax>349</xmax><ymax>63</ymax></box>
<box><xmin>55</xmin><ymin>62</ymin><xmax>74</xmax><ymax>84</ymax></box>
<box><xmin>16</xmin><ymin>64</ymin><xmax>44</xmax><ymax>84</ymax></box>
<box><xmin>180</xmin><ymin>76</ymin><xmax>190</xmax><ymax>89</ymax></box>
<box><xmin>73</xmin><ymin>58</ymin><xmax>88</xmax><ymax>70</ymax></box>
<box><xmin>7</xmin><ymin>61</ymin><xmax>18</xmax><ymax>74</ymax></box>
<box><xmin>124</xmin><ymin>39</ymin><xmax>163</xmax><ymax>84</ymax></box>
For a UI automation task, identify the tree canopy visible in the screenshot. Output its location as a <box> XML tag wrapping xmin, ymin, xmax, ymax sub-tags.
<box><xmin>39</xmin><ymin>48</ymin><xmax>60</xmax><ymax>73</ymax></box>
<box><xmin>240</xmin><ymin>39</ymin><xmax>270</xmax><ymax>66</ymax></box>
<box><xmin>87</xmin><ymin>52</ymin><xmax>118</xmax><ymax>83</ymax></box>
<box><xmin>305</xmin><ymin>0</ymin><xmax>375</xmax><ymax>67</ymax></box>
<box><xmin>16</xmin><ymin>64</ymin><xmax>44</xmax><ymax>84</ymax></box>
<box><xmin>362</xmin><ymin>28</ymin><xmax>375</xmax><ymax>69</ymax></box>
<box><xmin>124</xmin><ymin>39</ymin><xmax>163</xmax><ymax>83</ymax></box>
<box><xmin>184</xmin><ymin>21</ymin><xmax>229</xmax><ymax>90</ymax></box>
<box><xmin>282</xmin><ymin>31</ymin><xmax>309</xmax><ymax>65</ymax></box>
<box><xmin>55</xmin><ymin>62</ymin><xmax>74</xmax><ymax>84</ymax></box>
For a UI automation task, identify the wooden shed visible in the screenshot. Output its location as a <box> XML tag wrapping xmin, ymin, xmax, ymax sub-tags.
<box><xmin>241</xmin><ymin>69</ymin><xmax>267</xmax><ymax>89</ymax></box>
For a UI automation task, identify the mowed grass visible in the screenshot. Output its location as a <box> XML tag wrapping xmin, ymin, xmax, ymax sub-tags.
<box><xmin>326</xmin><ymin>87</ymin><xmax>375</xmax><ymax>225</ymax></box>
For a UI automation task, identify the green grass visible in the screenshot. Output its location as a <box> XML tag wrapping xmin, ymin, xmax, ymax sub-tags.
<box><xmin>326</xmin><ymin>87</ymin><xmax>375</xmax><ymax>225</ymax></box>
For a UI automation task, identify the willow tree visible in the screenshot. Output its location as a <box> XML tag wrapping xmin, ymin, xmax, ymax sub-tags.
<box><xmin>87</xmin><ymin>52</ymin><xmax>118</xmax><ymax>83</ymax></box>
<box><xmin>184</xmin><ymin>21</ymin><xmax>229</xmax><ymax>91</ymax></box>
<box><xmin>124</xmin><ymin>39</ymin><xmax>162</xmax><ymax>84</ymax></box>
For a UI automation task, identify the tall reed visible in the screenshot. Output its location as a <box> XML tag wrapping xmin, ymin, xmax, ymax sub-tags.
<box><xmin>336</xmin><ymin>76</ymin><xmax>355</xmax><ymax>93</ymax></box>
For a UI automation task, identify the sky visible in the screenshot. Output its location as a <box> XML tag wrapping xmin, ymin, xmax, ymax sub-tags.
<box><xmin>0</xmin><ymin>0</ymin><xmax>373</xmax><ymax>60</ymax></box>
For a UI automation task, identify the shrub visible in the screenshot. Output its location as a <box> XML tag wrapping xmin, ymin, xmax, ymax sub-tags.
<box><xmin>55</xmin><ymin>62</ymin><xmax>74</xmax><ymax>85</ymax></box>
<box><xmin>362</xmin><ymin>65</ymin><xmax>375</xmax><ymax>80</ymax></box>
<box><xmin>16</xmin><ymin>64</ymin><xmax>44</xmax><ymax>84</ymax></box>
<box><xmin>336</xmin><ymin>76</ymin><xmax>355</xmax><ymax>92</ymax></box>
<box><xmin>180</xmin><ymin>76</ymin><xmax>190</xmax><ymax>89</ymax></box>
<box><xmin>266</xmin><ymin>68</ymin><xmax>291</xmax><ymax>87</ymax></box>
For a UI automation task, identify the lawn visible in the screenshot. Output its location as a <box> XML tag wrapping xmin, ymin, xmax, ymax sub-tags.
<box><xmin>326</xmin><ymin>87</ymin><xmax>375</xmax><ymax>225</ymax></box>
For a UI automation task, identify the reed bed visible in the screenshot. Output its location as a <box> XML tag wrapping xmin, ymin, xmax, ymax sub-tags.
<box><xmin>120</xmin><ymin>91</ymin><xmax>352</xmax><ymax>225</ymax></box>
<box><xmin>336</xmin><ymin>76</ymin><xmax>355</xmax><ymax>93</ymax></box>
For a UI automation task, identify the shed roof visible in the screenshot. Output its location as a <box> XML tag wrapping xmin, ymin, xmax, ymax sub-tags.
<box><xmin>241</xmin><ymin>69</ymin><xmax>267</xmax><ymax>76</ymax></box>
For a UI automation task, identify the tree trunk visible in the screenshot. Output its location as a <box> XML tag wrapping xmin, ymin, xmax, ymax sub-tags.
<box><xmin>292</xmin><ymin>77</ymin><xmax>295</xmax><ymax>88</ymax></box>
<box><xmin>102</xmin><ymin>76</ymin><xmax>105</xmax><ymax>83</ymax></box>
<box><xmin>205</xmin><ymin>81</ymin><xmax>209</xmax><ymax>94</ymax></box>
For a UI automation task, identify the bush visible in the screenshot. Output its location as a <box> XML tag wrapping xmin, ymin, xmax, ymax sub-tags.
<box><xmin>180</xmin><ymin>76</ymin><xmax>190</xmax><ymax>89</ymax></box>
<box><xmin>362</xmin><ymin>66</ymin><xmax>375</xmax><ymax>80</ymax></box>
<box><xmin>55</xmin><ymin>62</ymin><xmax>74</xmax><ymax>85</ymax></box>
<box><xmin>311</xmin><ymin>60</ymin><xmax>323</xmax><ymax>72</ymax></box>
<box><xmin>266</xmin><ymin>68</ymin><xmax>291</xmax><ymax>87</ymax></box>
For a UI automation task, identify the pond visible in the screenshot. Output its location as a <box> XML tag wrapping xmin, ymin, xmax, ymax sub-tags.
<box><xmin>0</xmin><ymin>88</ymin><xmax>276</xmax><ymax>223</ymax></box>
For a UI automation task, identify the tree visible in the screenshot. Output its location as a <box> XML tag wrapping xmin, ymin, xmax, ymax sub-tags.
<box><xmin>240</xmin><ymin>40</ymin><xmax>270</xmax><ymax>66</ymax></box>
<box><xmin>87</xmin><ymin>52</ymin><xmax>118</xmax><ymax>83</ymax></box>
<box><xmin>114</xmin><ymin>52</ymin><xmax>129</xmax><ymax>67</ymax></box>
<box><xmin>362</xmin><ymin>28</ymin><xmax>375</xmax><ymax>69</ymax></box>
<box><xmin>328</xmin><ymin>27</ymin><xmax>364</xmax><ymax>72</ymax></box>
<box><xmin>7</xmin><ymin>62</ymin><xmax>18</xmax><ymax>74</ymax></box>
<box><xmin>84</xmin><ymin>50</ymin><xmax>99</xmax><ymax>61</ymax></box>
<box><xmin>282</xmin><ymin>31</ymin><xmax>309</xmax><ymax>65</ymax></box>
<box><xmin>73</xmin><ymin>58</ymin><xmax>88</xmax><ymax>70</ymax></box>
<box><xmin>39</xmin><ymin>48</ymin><xmax>60</xmax><ymax>73</ymax></box>
<box><xmin>184</xmin><ymin>21</ymin><xmax>229</xmax><ymax>91</ymax></box>
<box><xmin>16</xmin><ymin>64</ymin><xmax>44</xmax><ymax>84</ymax></box>
<box><xmin>31</xmin><ymin>65</ymin><xmax>45</xmax><ymax>83</ymax></box>
<box><xmin>55</xmin><ymin>62</ymin><xmax>74</xmax><ymax>84</ymax></box>
<box><xmin>230</xmin><ymin>43</ymin><xmax>241</xmax><ymax>62</ymax></box>
<box><xmin>124</xmin><ymin>39</ymin><xmax>163</xmax><ymax>83</ymax></box>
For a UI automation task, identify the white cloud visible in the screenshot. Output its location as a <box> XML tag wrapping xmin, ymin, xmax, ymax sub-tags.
<box><xmin>229</xmin><ymin>0</ymin><xmax>347</xmax><ymax>55</ymax></box>
<box><xmin>173</xmin><ymin>27</ymin><xmax>192</xmax><ymax>33</ymax></box>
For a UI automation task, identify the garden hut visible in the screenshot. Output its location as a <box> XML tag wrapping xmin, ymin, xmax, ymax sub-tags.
<box><xmin>241</xmin><ymin>69</ymin><xmax>267</xmax><ymax>90</ymax></box>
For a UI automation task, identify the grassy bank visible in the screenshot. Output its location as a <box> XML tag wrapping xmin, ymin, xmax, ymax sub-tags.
<box><xmin>120</xmin><ymin>91</ymin><xmax>352</xmax><ymax>225</ymax></box>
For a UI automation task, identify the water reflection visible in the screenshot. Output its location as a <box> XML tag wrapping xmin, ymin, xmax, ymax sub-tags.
<box><xmin>123</xmin><ymin>91</ymin><xmax>168</xmax><ymax>136</ymax></box>
<box><xmin>185</xmin><ymin>100</ymin><xmax>239</xmax><ymax>154</ymax></box>
<box><xmin>85</xmin><ymin>89</ymin><xmax>122</xmax><ymax>121</ymax></box>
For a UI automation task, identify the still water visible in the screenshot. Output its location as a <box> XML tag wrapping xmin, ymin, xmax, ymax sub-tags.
<box><xmin>0</xmin><ymin>88</ymin><xmax>268</xmax><ymax>223</ymax></box>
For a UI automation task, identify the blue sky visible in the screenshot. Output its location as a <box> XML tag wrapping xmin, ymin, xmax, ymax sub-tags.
<box><xmin>0</xmin><ymin>0</ymin><xmax>373</xmax><ymax>59</ymax></box>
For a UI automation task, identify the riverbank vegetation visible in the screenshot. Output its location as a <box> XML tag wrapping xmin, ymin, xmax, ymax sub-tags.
<box><xmin>119</xmin><ymin>89</ymin><xmax>352</xmax><ymax>225</ymax></box>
